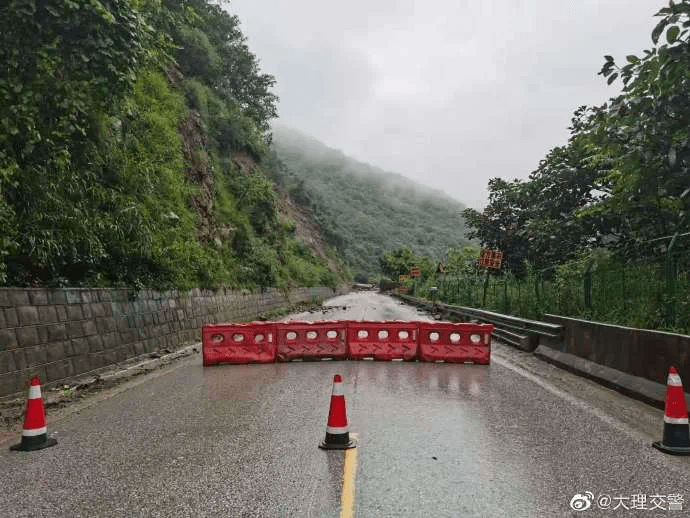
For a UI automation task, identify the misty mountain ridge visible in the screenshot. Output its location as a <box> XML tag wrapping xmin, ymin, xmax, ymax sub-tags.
<box><xmin>271</xmin><ymin>123</ymin><xmax>462</xmax><ymax>205</ymax></box>
<box><xmin>269</xmin><ymin>124</ymin><xmax>472</xmax><ymax>278</ymax></box>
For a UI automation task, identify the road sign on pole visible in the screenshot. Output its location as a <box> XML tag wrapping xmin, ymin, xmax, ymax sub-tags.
<box><xmin>479</xmin><ymin>249</ymin><xmax>503</xmax><ymax>269</ymax></box>
<box><xmin>410</xmin><ymin>267</ymin><xmax>421</xmax><ymax>277</ymax></box>
<box><xmin>399</xmin><ymin>274</ymin><xmax>410</xmax><ymax>282</ymax></box>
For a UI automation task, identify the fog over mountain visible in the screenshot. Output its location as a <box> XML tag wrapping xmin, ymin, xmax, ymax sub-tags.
<box><xmin>270</xmin><ymin>124</ymin><xmax>473</xmax><ymax>278</ymax></box>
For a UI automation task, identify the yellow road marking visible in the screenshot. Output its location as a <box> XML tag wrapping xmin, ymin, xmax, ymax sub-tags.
<box><xmin>340</xmin><ymin>434</ymin><xmax>358</xmax><ymax>518</ymax></box>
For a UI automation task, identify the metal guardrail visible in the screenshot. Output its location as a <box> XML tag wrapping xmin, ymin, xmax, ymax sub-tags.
<box><xmin>396</xmin><ymin>294</ymin><xmax>563</xmax><ymax>352</ymax></box>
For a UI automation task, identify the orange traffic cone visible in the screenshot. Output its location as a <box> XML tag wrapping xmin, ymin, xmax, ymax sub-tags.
<box><xmin>653</xmin><ymin>366</ymin><xmax>690</xmax><ymax>455</ymax></box>
<box><xmin>10</xmin><ymin>377</ymin><xmax>57</xmax><ymax>452</ymax></box>
<box><xmin>319</xmin><ymin>374</ymin><xmax>356</xmax><ymax>450</ymax></box>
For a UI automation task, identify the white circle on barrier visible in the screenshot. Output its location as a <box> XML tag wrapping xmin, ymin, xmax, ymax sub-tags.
<box><xmin>233</xmin><ymin>333</ymin><xmax>244</xmax><ymax>342</ymax></box>
<box><xmin>286</xmin><ymin>331</ymin><xmax>297</xmax><ymax>340</ymax></box>
<box><xmin>450</xmin><ymin>333</ymin><xmax>461</xmax><ymax>343</ymax></box>
<box><xmin>470</xmin><ymin>334</ymin><xmax>481</xmax><ymax>344</ymax></box>
<box><xmin>255</xmin><ymin>334</ymin><xmax>264</xmax><ymax>343</ymax></box>
<box><xmin>326</xmin><ymin>330</ymin><xmax>338</xmax><ymax>339</ymax></box>
<box><xmin>429</xmin><ymin>332</ymin><xmax>440</xmax><ymax>342</ymax></box>
<box><xmin>307</xmin><ymin>331</ymin><xmax>318</xmax><ymax>340</ymax></box>
<box><xmin>378</xmin><ymin>330</ymin><xmax>389</xmax><ymax>339</ymax></box>
<box><xmin>398</xmin><ymin>330</ymin><xmax>409</xmax><ymax>340</ymax></box>
<box><xmin>358</xmin><ymin>330</ymin><xmax>368</xmax><ymax>339</ymax></box>
<box><xmin>212</xmin><ymin>334</ymin><xmax>224</xmax><ymax>343</ymax></box>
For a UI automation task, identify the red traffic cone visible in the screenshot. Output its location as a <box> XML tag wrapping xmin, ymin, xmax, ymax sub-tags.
<box><xmin>319</xmin><ymin>374</ymin><xmax>356</xmax><ymax>450</ymax></box>
<box><xmin>10</xmin><ymin>377</ymin><xmax>57</xmax><ymax>452</ymax></box>
<box><xmin>653</xmin><ymin>366</ymin><xmax>690</xmax><ymax>455</ymax></box>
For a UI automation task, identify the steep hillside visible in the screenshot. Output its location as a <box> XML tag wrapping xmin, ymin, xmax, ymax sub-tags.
<box><xmin>270</xmin><ymin>125</ymin><xmax>472</xmax><ymax>279</ymax></box>
<box><xmin>0</xmin><ymin>0</ymin><xmax>342</xmax><ymax>290</ymax></box>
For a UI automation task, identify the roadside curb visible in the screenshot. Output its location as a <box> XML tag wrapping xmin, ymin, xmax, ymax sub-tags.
<box><xmin>0</xmin><ymin>344</ymin><xmax>201</xmax><ymax>435</ymax></box>
<box><xmin>534</xmin><ymin>345</ymin><xmax>690</xmax><ymax>411</ymax></box>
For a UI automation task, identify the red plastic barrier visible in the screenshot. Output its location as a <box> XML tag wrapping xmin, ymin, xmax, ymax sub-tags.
<box><xmin>277</xmin><ymin>320</ymin><xmax>347</xmax><ymax>361</ymax></box>
<box><xmin>347</xmin><ymin>321</ymin><xmax>418</xmax><ymax>361</ymax></box>
<box><xmin>202</xmin><ymin>322</ymin><xmax>276</xmax><ymax>366</ymax></box>
<box><xmin>417</xmin><ymin>322</ymin><xmax>494</xmax><ymax>364</ymax></box>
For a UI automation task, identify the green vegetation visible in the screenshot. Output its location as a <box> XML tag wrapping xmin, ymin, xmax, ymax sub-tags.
<box><xmin>270</xmin><ymin>125</ymin><xmax>472</xmax><ymax>280</ymax></box>
<box><xmin>440</xmin><ymin>1</ymin><xmax>690</xmax><ymax>333</ymax></box>
<box><xmin>463</xmin><ymin>2</ymin><xmax>690</xmax><ymax>273</ymax></box>
<box><xmin>0</xmin><ymin>0</ymin><xmax>339</xmax><ymax>289</ymax></box>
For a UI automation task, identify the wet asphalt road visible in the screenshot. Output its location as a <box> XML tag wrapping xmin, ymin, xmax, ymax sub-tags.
<box><xmin>1</xmin><ymin>291</ymin><xmax>690</xmax><ymax>517</ymax></box>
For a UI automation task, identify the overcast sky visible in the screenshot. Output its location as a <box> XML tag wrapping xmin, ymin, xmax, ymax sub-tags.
<box><xmin>228</xmin><ymin>0</ymin><xmax>661</xmax><ymax>209</ymax></box>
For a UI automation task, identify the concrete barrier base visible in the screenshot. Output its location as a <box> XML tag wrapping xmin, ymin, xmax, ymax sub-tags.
<box><xmin>534</xmin><ymin>345</ymin><xmax>690</xmax><ymax>410</ymax></box>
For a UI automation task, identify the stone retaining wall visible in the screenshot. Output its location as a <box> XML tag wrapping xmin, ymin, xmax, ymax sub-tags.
<box><xmin>0</xmin><ymin>286</ymin><xmax>339</xmax><ymax>397</ymax></box>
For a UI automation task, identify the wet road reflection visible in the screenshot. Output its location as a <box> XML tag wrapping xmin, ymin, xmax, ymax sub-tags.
<box><xmin>2</xmin><ymin>293</ymin><xmax>690</xmax><ymax>517</ymax></box>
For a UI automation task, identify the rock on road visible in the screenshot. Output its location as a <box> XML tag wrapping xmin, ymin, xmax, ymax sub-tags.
<box><xmin>1</xmin><ymin>291</ymin><xmax>689</xmax><ymax>517</ymax></box>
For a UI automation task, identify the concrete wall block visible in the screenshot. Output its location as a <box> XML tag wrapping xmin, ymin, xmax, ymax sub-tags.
<box><xmin>102</xmin><ymin>332</ymin><xmax>119</xmax><ymax>350</ymax></box>
<box><xmin>16</xmin><ymin>327</ymin><xmax>39</xmax><ymax>347</ymax></box>
<box><xmin>103</xmin><ymin>347</ymin><xmax>120</xmax><ymax>364</ymax></box>
<box><xmin>0</xmin><ymin>285</ymin><xmax>327</xmax><ymax>394</ymax></box>
<box><xmin>55</xmin><ymin>305</ymin><xmax>68</xmax><ymax>323</ymax></box>
<box><xmin>120</xmin><ymin>330</ymin><xmax>137</xmax><ymax>344</ymax></box>
<box><xmin>47</xmin><ymin>290</ymin><xmax>67</xmax><ymax>304</ymax></box>
<box><xmin>37</xmin><ymin>305</ymin><xmax>58</xmax><ymax>324</ymax></box>
<box><xmin>7</xmin><ymin>289</ymin><xmax>30</xmax><ymax>306</ymax></box>
<box><xmin>71</xmin><ymin>338</ymin><xmax>89</xmax><ymax>356</ymax></box>
<box><xmin>4</xmin><ymin>308</ymin><xmax>19</xmax><ymax>327</ymax></box>
<box><xmin>133</xmin><ymin>341</ymin><xmax>146</xmax><ymax>356</ymax></box>
<box><xmin>0</xmin><ymin>328</ymin><xmax>18</xmax><ymax>350</ymax></box>
<box><xmin>46</xmin><ymin>341</ymin><xmax>68</xmax><ymax>363</ymax></box>
<box><xmin>65</xmin><ymin>290</ymin><xmax>82</xmax><ymax>304</ymax></box>
<box><xmin>0</xmin><ymin>350</ymin><xmax>16</xmax><ymax>373</ymax></box>
<box><xmin>114</xmin><ymin>345</ymin><xmax>130</xmax><ymax>362</ymax></box>
<box><xmin>87</xmin><ymin>334</ymin><xmax>103</xmax><ymax>352</ymax></box>
<box><xmin>96</xmin><ymin>317</ymin><xmax>117</xmax><ymax>334</ymax></box>
<box><xmin>0</xmin><ymin>290</ymin><xmax>10</xmax><ymax>307</ymax></box>
<box><xmin>47</xmin><ymin>323</ymin><xmax>68</xmax><ymax>342</ymax></box>
<box><xmin>61</xmin><ymin>340</ymin><xmax>74</xmax><ymax>357</ymax></box>
<box><xmin>37</xmin><ymin>325</ymin><xmax>49</xmax><ymax>345</ymax></box>
<box><xmin>66</xmin><ymin>304</ymin><xmax>84</xmax><ymax>321</ymax></box>
<box><xmin>88</xmin><ymin>352</ymin><xmax>110</xmax><ymax>370</ymax></box>
<box><xmin>71</xmin><ymin>355</ymin><xmax>91</xmax><ymax>376</ymax></box>
<box><xmin>90</xmin><ymin>303</ymin><xmax>106</xmax><ymax>318</ymax></box>
<box><xmin>82</xmin><ymin>320</ymin><xmax>97</xmax><ymax>337</ymax></box>
<box><xmin>24</xmin><ymin>345</ymin><xmax>48</xmax><ymax>368</ymax></box>
<box><xmin>67</xmin><ymin>321</ymin><xmax>85</xmax><ymax>339</ymax></box>
<box><xmin>12</xmin><ymin>349</ymin><xmax>26</xmax><ymax>370</ymax></box>
<box><xmin>116</xmin><ymin>319</ymin><xmax>130</xmax><ymax>332</ymax></box>
<box><xmin>0</xmin><ymin>371</ymin><xmax>24</xmax><ymax>398</ymax></box>
<box><xmin>29</xmin><ymin>290</ymin><xmax>49</xmax><ymax>306</ymax></box>
<box><xmin>45</xmin><ymin>359</ymin><xmax>73</xmax><ymax>382</ymax></box>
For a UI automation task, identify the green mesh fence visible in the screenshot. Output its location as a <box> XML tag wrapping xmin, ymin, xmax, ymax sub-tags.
<box><xmin>438</xmin><ymin>243</ymin><xmax>690</xmax><ymax>333</ymax></box>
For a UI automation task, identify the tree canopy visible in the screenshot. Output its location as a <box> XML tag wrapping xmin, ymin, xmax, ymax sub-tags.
<box><xmin>0</xmin><ymin>0</ymin><xmax>336</xmax><ymax>289</ymax></box>
<box><xmin>464</xmin><ymin>0</ymin><xmax>690</xmax><ymax>273</ymax></box>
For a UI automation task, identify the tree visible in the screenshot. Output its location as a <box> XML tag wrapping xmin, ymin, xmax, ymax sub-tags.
<box><xmin>585</xmin><ymin>0</ymin><xmax>690</xmax><ymax>253</ymax></box>
<box><xmin>463</xmin><ymin>178</ymin><xmax>530</xmax><ymax>273</ymax></box>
